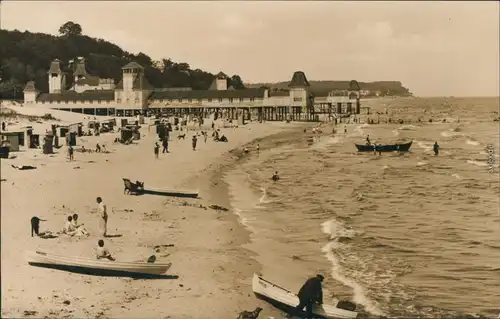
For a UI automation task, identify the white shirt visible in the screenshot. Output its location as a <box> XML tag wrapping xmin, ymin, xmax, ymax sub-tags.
<box><xmin>96</xmin><ymin>246</ymin><xmax>110</xmax><ymax>259</ymax></box>
<box><xmin>98</xmin><ymin>202</ymin><xmax>107</xmax><ymax>219</ymax></box>
<box><xmin>64</xmin><ymin>221</ymin><xmax>75</xmax><ymax>233</ymax></box>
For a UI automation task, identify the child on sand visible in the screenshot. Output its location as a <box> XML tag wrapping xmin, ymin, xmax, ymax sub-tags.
<box><xmin>154</xmin><ymin>142</ymin><xmax>159</xmax><ymax>159</ymax></box>
<box><xmin>62</xmin><ymin>216</ymin><xmax>77</xmax><ymax>236</ymax></box>
<box><xmin>95</xmin><ymin>239</ymin><xmax>115</xmax><ymax>261</ymax></box>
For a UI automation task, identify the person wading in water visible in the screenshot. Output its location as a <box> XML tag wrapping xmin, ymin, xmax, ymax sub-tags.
<box><xmin>433</xmin><ymin>141</ymin><xmax>439</xmax><ymax>156</ymax></box>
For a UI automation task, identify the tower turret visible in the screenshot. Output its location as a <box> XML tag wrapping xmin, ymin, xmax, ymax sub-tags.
<box><xmin>48</xmin><ymin>59</ymin><xmax>64</xmax><ymax>94</ymax></box>
<box><xmin>288</xmin><ymin>71</ymin><xmax>311</xmax><ymax>109</ymax></box>
<box><xmin>73</xmin><ymin>58</ymin><xmax>88</xmax><ymax>83</ymax></box>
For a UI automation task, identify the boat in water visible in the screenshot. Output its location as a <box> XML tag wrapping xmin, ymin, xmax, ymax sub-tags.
<box><xmin>252</xmin><ymin>273</ymin><xmax>358</xmax><ymax>319</ymax></box>
<box><xmin>26</xmin><ymin>251</ymin><xmax>172</xmax><ymax>277</ymax></box>
<box><xmin>355</xmin><ymin>141</ymin><xmax>413</xmax><ymax>152</ymax></box>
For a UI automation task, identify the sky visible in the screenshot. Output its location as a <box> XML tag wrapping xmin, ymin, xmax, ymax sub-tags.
<box><xmin>1</xmin><ymin>1</ymin><xmax>499</xmax><ymax>97</ymax></box>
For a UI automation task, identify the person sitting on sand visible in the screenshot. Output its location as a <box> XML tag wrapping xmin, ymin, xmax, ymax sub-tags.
<box><xmin>272</xmin><ymin>171</ymin><xmax>280</xmax><ymax>181</ymax></box>
<box><xmin>71</xmin><ymin>213</ymin><xmax>89</xmax><ymax>236</ymax></box>
<box><xmin>62</xmin><ymin>215</ymin><xmax>77</xmax><ymax>236</ymax></box>
<box><xmin>96</xmin><ymin>239</ymin><xmax>115</xmax><ymax>261</ymax></box>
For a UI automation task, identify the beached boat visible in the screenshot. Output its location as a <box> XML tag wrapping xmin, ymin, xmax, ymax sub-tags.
<box><xmin>26</xmin><ymin>251</ymin><xmax>172</xmax><ymax>277</ymax></box>
<box><xmin>355</xmin><ymin>141</ymin><xmax>412</xmax><ymax>152</ymax></box>
<box><xmin>252</xmin><ymin>274</ymin><xmax>358</xmax><ymax>319</ymax></box>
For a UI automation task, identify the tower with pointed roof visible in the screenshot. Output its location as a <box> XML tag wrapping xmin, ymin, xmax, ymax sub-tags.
<box><xmin>288</xmin><ymin>71</ymin><xmax>311</xmax><ymax>110</ymax></box>
<box><xmin>114</xmin><ymin>62</ymin><xmax>153</xmax><ymax>108</ymax></box>
<box><xmin>23</xmin><ymin>81</ymin><xmax>39</xmax><ymax>104</ymax></box>
<box><xmin>48</xmin><ymin>59</ymin><xmax>65</xmax><ymax>94</ymax></box>
<box><xmin>73</xmin><ymin>58</ymin><xmax>88</xmax><ymax>83</ymax></box>
<box><xmin>215</xmin><ymin>72</ymin><xmax>228</xmax><ymax>90</ymax></box>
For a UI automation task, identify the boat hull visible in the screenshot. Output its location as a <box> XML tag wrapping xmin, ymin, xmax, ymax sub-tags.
<box><xmin>26</xmin><ymin>251</ymin><xmax>172</xmax><ymax>278</ymax></box>
<box><xmin>252</xmin><ymin>274</ymin><xmax>358</xmax><ymax>319</ymax></box>
<box><xmin>355</xmin><ymin>141</ymin><xmax>412</xmax><ymax>152</ymax></box>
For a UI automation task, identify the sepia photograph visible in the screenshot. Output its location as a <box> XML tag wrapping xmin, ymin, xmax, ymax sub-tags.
<box><xmin>0</xmin><ymin>1</ymin><xmax>499</xmax><ymax>319</ymax></box>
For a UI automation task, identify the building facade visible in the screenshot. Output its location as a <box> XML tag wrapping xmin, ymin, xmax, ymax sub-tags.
<box><xmin>24</xmin><ymin>59</ymin><xmax>360</xmax><ymax>119</ymax></box>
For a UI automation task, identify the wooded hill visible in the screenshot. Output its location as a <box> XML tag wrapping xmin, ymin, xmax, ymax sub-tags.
<box><xmin>247</xmin><ymin>80</ymin><xmax>412</xmax><ymax>97</ymax></box>
<box><xmin>0</xmin><ymin>21</ymin><xmax>246</xmax><ymax>99</ymax></box>
<box><xmin>0</xmin><ymin>21</ymin><xmax>412</xmax><ymax>100</ymax></box>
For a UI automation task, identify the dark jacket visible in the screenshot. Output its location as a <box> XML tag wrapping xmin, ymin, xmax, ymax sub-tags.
<box><xmin>298</xmin><ymin>277</ymin><xmax>323</xmax><ymax>303</ymax></box>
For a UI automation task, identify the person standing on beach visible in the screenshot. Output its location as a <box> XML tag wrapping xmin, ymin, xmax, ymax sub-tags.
<box><xmin>68</xmin><ymin>145</ymin><xmax>74</xmax><ymax>161</ymax></box>
<box><xmin>344</xmin><ymin>126</ymin><xmax>347</xmax><ymax>134</ymax></box>
<box><xmin>154</xmin><ymin>142</ymin><xmax>159</xmax><ymax>159</ymax></box>
<box><xmin>96</xmin><ymin>197</ymin><xmax>108</xmax><ymax>237</ymax></box>
<box><xmin>192</xmin><ymin>135</ymin><xmax>198</xmax><ymax>151</ymax></box>
<box><xmin>257</xmin><ymin>144</ymin><xmax>260</xmax><ymax>152</ymax></box>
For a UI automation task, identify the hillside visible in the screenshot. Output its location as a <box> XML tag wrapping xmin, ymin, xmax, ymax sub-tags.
<box><xmin>0</xmin><ymin>21</ymin><xmax>246</xmax><ymax>99</ymax></box>
<box><xmin>247</xmin><ymin>80</ymin><xmax>413</xmax><ymax>97</ymax></box>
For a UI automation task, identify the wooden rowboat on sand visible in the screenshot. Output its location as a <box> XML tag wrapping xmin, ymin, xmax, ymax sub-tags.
<box><xmin>252</xmin><ymin>274</ymin><xmax>358</xmax><ymax>319</ymax></box>
<box><xmin>26</xmin><ymin>251</ymin><xmax>172</xmax><ymax>278</ymax></box>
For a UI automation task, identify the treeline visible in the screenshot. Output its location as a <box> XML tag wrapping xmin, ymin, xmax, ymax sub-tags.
<box><xmin>0</xmin><ymin>21</ymin><xmax>246</xmax><ymax>99</ymax></box>
<box><xmin>248</xmin><ymin>80</ymin><xmax>413</xmax><ymax>97</ymax></box>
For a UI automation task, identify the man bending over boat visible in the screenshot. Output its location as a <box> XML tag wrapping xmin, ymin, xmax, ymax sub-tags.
<box><xmin>96</xmin><ymin>239</ymin><xmax>115</xmax><ymax>261</ymax></box>
<box><xmin>295</xmin><ymin>274</ymin><xmax>324</xmax><ymax>318</ymax></box>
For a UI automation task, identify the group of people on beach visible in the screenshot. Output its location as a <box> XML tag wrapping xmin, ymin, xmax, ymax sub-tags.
<box><xmin>154</xmin><ymin>123</ymin><xmax>231</xmax><ymax>158</ymax></box>
<box><xmin>30</xmin><ymin>196</ymin><xmax>114</xmax><ymax>260</ymax></box>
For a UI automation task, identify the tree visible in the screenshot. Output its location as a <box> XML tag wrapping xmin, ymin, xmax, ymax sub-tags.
<box><xmin>58</xmin><ymin>21</ymin><xmax>83</xmax><ymax>37</ymax></box>
<box><xmin>229</xmin><ymin>75</ymin><xmax>245</xmax><ymax>89</ymax></box>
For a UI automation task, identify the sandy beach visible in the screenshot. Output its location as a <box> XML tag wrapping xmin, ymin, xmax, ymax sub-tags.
<box><xmin>1</xmin><ymin>104</ymin><xmax>313</xmax><ymax>319</ymax></box>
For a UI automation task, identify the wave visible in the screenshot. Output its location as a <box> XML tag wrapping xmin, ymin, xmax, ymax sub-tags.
<box><xmin>355</xmin><ymin>124</ymin><xmax>369</xmax><ymax>136</ymax></box>
<box><xmin>467</xmin><ymin>160</ymin><xmax>488</xmax><ymax>167</ymax></box>
<box><xmin>415</xmin><ymin>140</ymin><xmax>433</xmax><ymax>152</ymax></box>
<box><xmin>398</xmin><ymin>124</ymin><xmax>419</xmax><ymax>131</ymax></box>
<box><xmin>466</xmin><ymin>139</ymin><xmax>480</xmax><ymax>146</ymax></box>
<box><xmin>320</xmin><ymin>220</ymin><xmax>383</xmax><ymax>316</ymax></box>
<box><xmin>258</xmin><ymin>186</ymin><xmax>272</xmax><ymax>205</ymax></box>
<box><xmin>233</xmin><ymin>208</ymin><xmax>256</xmax><ymax>233</ymax></box>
